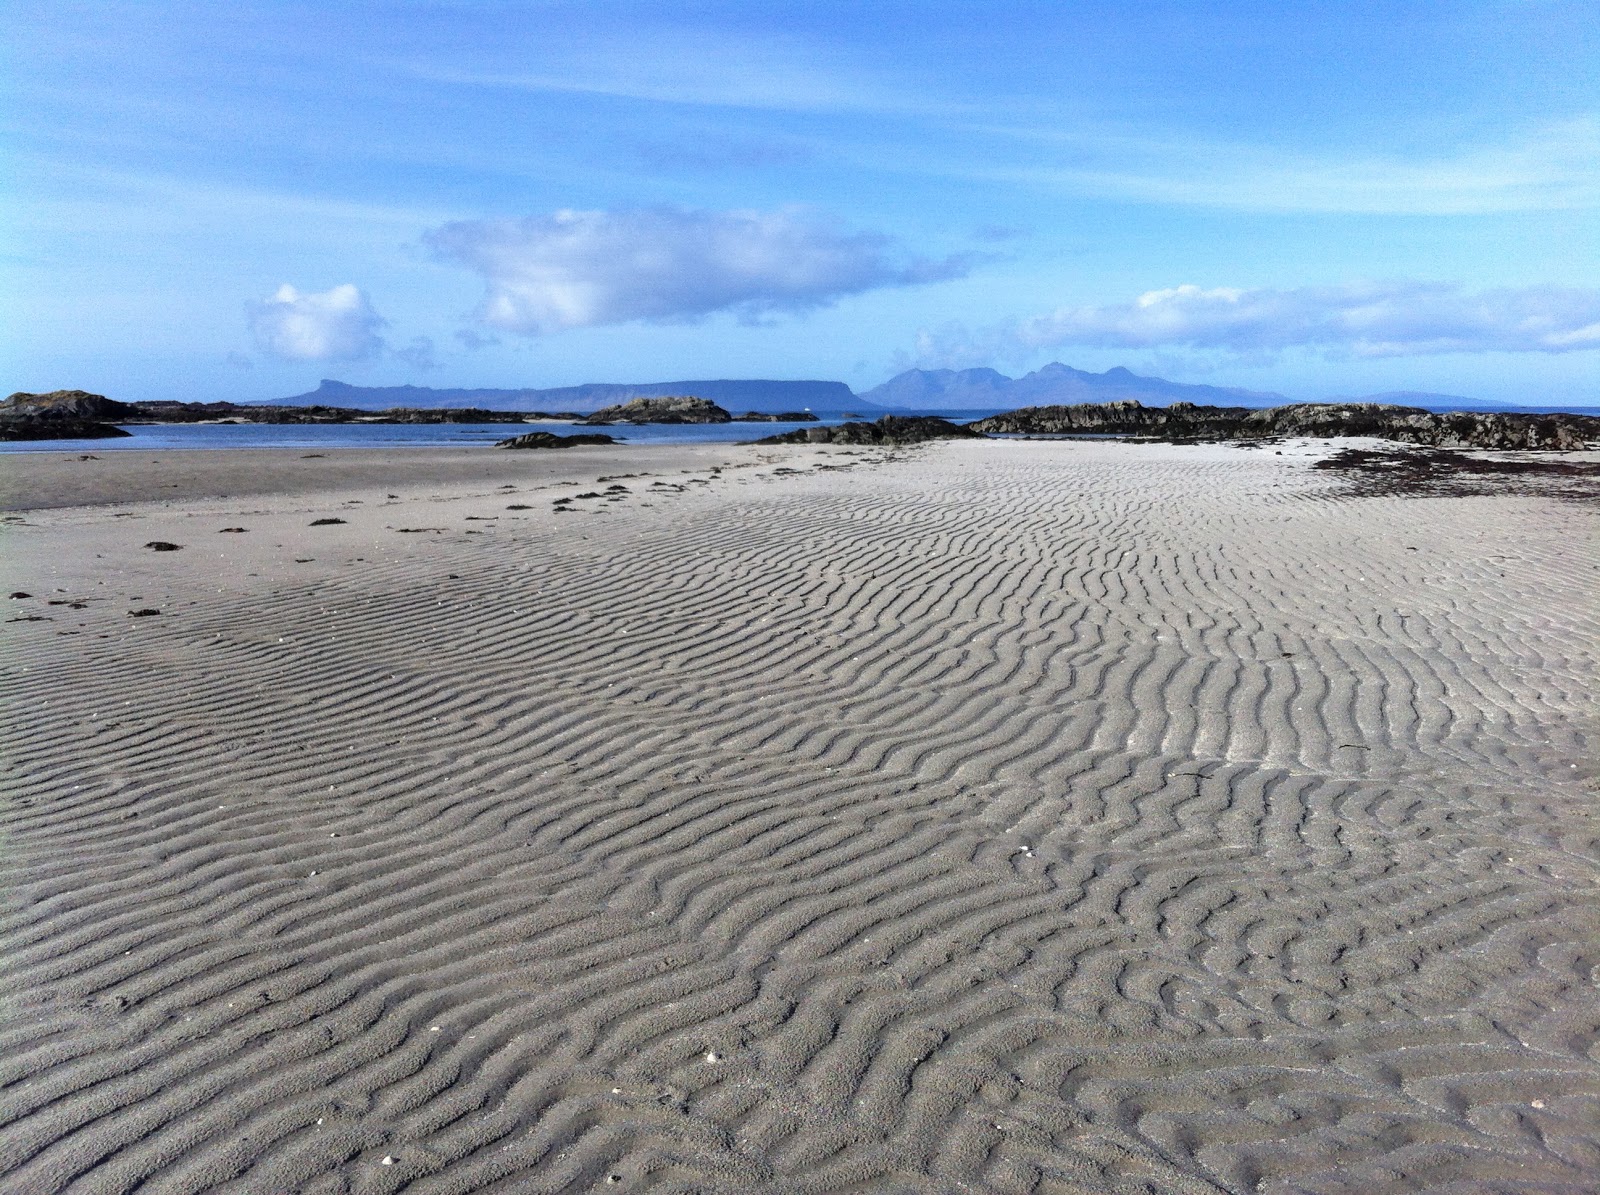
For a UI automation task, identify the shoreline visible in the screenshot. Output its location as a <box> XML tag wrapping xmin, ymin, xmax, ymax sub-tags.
<box><xmin>0</xmin><ymin>441</ymin><xmax>804</xmax><ymax>512</ymax></box>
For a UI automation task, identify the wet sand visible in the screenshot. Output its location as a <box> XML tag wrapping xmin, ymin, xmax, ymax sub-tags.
<box><xmin>3</xmin><ymin>439</ymin><xmax>1598</xmax><ymax>1193</ymax></box>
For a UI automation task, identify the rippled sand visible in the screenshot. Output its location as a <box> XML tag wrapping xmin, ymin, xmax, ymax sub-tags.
<box><xmin>4</xmin><ymin>439</ymin><xmax>1597</xmax><ymax>1193</ymax></box>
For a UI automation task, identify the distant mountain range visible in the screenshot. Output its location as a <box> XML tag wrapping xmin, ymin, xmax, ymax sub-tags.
<box><xmin>859</xmin><ymin>364</ymin><xmax>1285</xmax><ymax>410</ymax></box>
<box><xmin>272</xmin><ymin>368</ymin><xmax>1592</xmax><ymax>417</ymax></box>
<box><xmin>279</xmin><ymin>378</ymin><xmax>865</xmax><ymax>415</ymax></box>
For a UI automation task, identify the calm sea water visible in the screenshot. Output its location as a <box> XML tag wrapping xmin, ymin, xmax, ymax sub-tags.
<box><xmin>0</xmin><ymin>410</ymin><xmax>1008</xmax><ymax>454</ymax></box>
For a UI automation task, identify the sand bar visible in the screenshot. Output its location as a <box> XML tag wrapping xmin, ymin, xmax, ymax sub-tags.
<box><xmin>3</xmin><ymin>439</ymin><xmax>1598</xmax><ymax>1193</ymax></box>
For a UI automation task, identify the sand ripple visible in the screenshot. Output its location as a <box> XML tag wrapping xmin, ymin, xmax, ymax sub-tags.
<box><xmin>3</xmin><ymin>442</ymin><xmax>1598</xmax><ymax>1193</ymax></box>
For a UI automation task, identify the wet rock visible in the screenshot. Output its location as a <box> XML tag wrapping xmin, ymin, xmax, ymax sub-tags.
<box><xmin>758</xmin><ymin>415</ymin><xmax>986</xmax><ymax>446</ymax></box>
<box><xmin>0</xmin><ymin>389</ymin><xmax>136</xmax><ymax>440</ymax></box>
<box><xmin>495</xmin><ymin>431</ymin><xmax>617</xmax><ymax>449</ymax></box>
<box><xmin>968</xmin><ymin>400</ymin><xmax>1600</xmax><ymax>450</ymax></box>
<box><xmin>582</xmin><ymin>397</ymin><xmax>731</xmax><ymax>424</ymax></box>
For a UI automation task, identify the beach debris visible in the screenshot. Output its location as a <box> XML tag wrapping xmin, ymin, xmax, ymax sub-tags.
<box><xmin>128</xmin><ymin>608</ymin><xmax>161</xmax><ymax>617</ymax></box>
<box><xmin>506</xmin><ymin>504</ymin><xmax>532</xmax><ymax>510</ymax></box>
<box><xmin>219</xmin><ymin>527</ymin><xmax>248</xmax><ymax>533</ymax></box>
<box><xmin>309</xmin><ymin>517</ymin><xmax>346</xmax><ymax>526</ymax></box>
<box><xmin>144</xmin><ymin>541</ymin><xmax>183</xmax><ymax>551</ymax></box>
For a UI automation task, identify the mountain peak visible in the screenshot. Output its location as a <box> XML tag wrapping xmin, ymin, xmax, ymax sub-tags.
<box><xmin>861</xmin><ymin>362</ymin><xmax>1288</xmax><ymax>410</ymax></box>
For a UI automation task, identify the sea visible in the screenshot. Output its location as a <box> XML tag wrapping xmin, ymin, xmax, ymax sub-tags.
<box><xmin>0</xmin><ymin>411</ymin><xmax>1008</xmax><ymax>453</ymax></box>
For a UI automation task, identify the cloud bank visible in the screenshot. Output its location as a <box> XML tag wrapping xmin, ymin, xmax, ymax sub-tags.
<box><xmin>1018</xmin><ymin>282</ymin><xmax>1600</xmax><ymax>357</ymax></box>
<box><xmin>426</xmin><ymin>206</ymin><xmax>971</xmax><ymax>334</ymax></box>
<box><xmin>247</xmin><ymin>284</ymin><xmax>387</xmax><ymax>361</ymax></box>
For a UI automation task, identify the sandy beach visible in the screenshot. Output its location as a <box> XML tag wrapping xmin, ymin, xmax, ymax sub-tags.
<box><xmin>3</xmin><ymin>438</ymin><xmax>1597</xmax><ymax>1194</ymax></box>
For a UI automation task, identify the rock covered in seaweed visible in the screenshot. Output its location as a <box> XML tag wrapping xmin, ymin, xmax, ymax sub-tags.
<box><xmin>758</xmin><ymin>415</ymin><xmax>986</xmax><ymax>446</ymax></box>
<box><xmin>968</xmin><ymin>400</ymin><xmax>1600</xmax><ymax>450</ymax></box>
<box><xmin>495</xmin><ymin>431</ymin><xmax>618</xmax><ymax>450</ymax></box>
<box><xmin>0</xmin><ymin>390</ymin><xmax>136</xmax><ymax>439</ymax></box>
<box><xmin>583</xmin><ymin>396</ymin><xmax>731</xmax><ymax>424</ymax></box>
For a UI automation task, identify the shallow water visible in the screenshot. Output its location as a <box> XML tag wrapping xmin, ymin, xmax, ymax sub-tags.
<box><xmin>0</xmin><ymin>409</ymin><xmax>1009</xmax><ymax>453</ymax></box>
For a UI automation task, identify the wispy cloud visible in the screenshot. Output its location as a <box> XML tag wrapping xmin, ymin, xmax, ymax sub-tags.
<box><xmin>247</xmin><ymin>283</ymin><xmax>387</xmax><ymax>362</ymax></box>
<box><xmin>1017</xmin><ymin>281</ymin><xmax>1600</xmax><ymax>357</ymax></box>
<box><xmin>397</xmin><ymin>30</ymin><xmax>963</xmax><ymax>118</ymax></box>
<box><xmin>426</xmin><ymin>206</ymin><xmax>973</xmax><ymax>334</ymax></box>
<box><xmin>391</xmin><ymin>335</ymin><xmax>438</xmax><ymax>371</ymax></box>
<box><xmin>976</xmin><ymin>117</ymin><xmax>1600</xmax><ymax>215</ymax></box>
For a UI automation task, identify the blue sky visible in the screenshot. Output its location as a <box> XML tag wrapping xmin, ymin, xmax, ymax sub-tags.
<box><xmin>4</xmin><ymin>1</ymin><xmax>1598</xmax><ymax>403</ymax></box>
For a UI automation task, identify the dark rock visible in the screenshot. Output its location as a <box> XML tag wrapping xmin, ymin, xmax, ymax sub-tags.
<box><xmin>0</xmin><ymin>412</ymin><xmax>132</xmax><ymax>440</ymax></box>
<box><xmin>582</xmin><ymin>396</ymin><xmax>732</xmax><ymax>424</ymax></box>
<box><xmin>308</xmin><ymin>518</ymin><xmax>347</xmax><ymax>526</ymax></box>
<box><xmin>2</xmin><ymin>389</ymin><xmax>139</xmax><ymax>420</ymax></box>
<box><xmin>128</xmin><ymin>608</ymin><xmax>161</xmax><ymax>617</ymax></box>
<box><xmin>375</xmin><ymin>407</ymin><xmax>530</xmax><ymax>424</ymax></box>
<box><xmin>732</xmin><ymin>411</ymin><xmax>820</xmax><ymax>422</ymax></box>
<box><xmin>495</xmin><ymin>431</ymin><xmax>618</xmax><ymax>450</ymax></box>
<box><xmin>9</xmin><ymin>591</ymin><xmax>31</xmax><ymax>599</ymax></box>
<box><xmin>144</xmin><ymin>541</ymin><xmax>183</xmax><ymax>551</ymax></box>
<box><xmin>758</xmin><ymin>415</ymin><xmax>986</xmax><ymax>446</ymax></box>
<box><xmin>968</xmin><ymin>400</ymin><xmax>1600</xmax><ymax>450</ymax></box>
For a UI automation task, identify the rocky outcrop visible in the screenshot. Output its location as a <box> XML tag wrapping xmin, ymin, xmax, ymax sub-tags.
<box><xmin>732</xmin><ymin>411</ymin><xmax>821</xmax><ymax>422</ymax></box>
<box><xmin>968</xmin><ymin>401</ymin><xmax>1600</xmax><ymax>450</ymax></box>
<box><xmin>1</xmin><ymin>390</ymin><xmax>135</xmax><ymax>439</ymax></box>
<box><xmin>495</xmin><ymin>431</ymin><xmax>617</xmax><ymax>450</ymax></box>
<box><xmin>758</xmin><ymin>415</ymin><xmax>987</xmax><ymax>446</ymax></box>
<box><xmin>583</xmin><ymin>397</ymin><xmax>731</xmax><ymax>424</ymax></box>
<box><xmin>3</xmin><ymin>389</ymin><xmax>139</xmax><ymax>419</ymax></box>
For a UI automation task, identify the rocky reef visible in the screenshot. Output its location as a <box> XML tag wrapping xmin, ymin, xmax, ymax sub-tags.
<box><xmin>1</xmin><ymin>390</ymin><xmax>135</xmax><ymax>439</ymax></box>
<box><xmin>758</xmin><ymin>415</ymin><xmax>986</xmax><ymax>446</ymax></box>
<box><xmin>732</xmin><ymin>411</ymin><xmax>820</xmax><ymax>422</ymax></box>
<box><xmin>494</xmin><ymin>431</ymin><xmax>618</xmax><ymax>450</ymax></box>
<box><xmin>583</xmin><ymin>396</ymin><xmax>732</xmax><ymax>424</ymax></box>
<box><xmin>968</xmin><ymin>401</ymin><xmax>1600</xmax><ymax>450</ymax></box>
<box><xmin>130</xmin><ymin>401</ymin><xmax>552</xmax><ymax>424</ymax></box>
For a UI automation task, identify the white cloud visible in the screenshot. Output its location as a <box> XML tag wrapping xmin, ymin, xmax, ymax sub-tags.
<box><xmin>247</xmin><ymin>283</ymin><xmax>387</xmax><ymax>361</ymax></box>
<box><xmin>425</xmin><ymin>207</ymin><xmax>971</xmax><ymax>334</ymax></box>
<box><xmin>1018</xmin><ymin>282</ymin><xmax>1600</xmax><ymax>357</ymax></box>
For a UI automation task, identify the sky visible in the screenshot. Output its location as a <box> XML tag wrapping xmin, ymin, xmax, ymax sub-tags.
<box><xmin>4</xmin><ymin>0</ymin><xmax>1598</xmax><ymax>404</ymax></box>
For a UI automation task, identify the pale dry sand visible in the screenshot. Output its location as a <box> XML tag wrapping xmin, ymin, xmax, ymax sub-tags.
<box><xmin>3</xmin><ymin>439</ymin><xmax>1598</xmax><ymax>1194</ymax></box>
